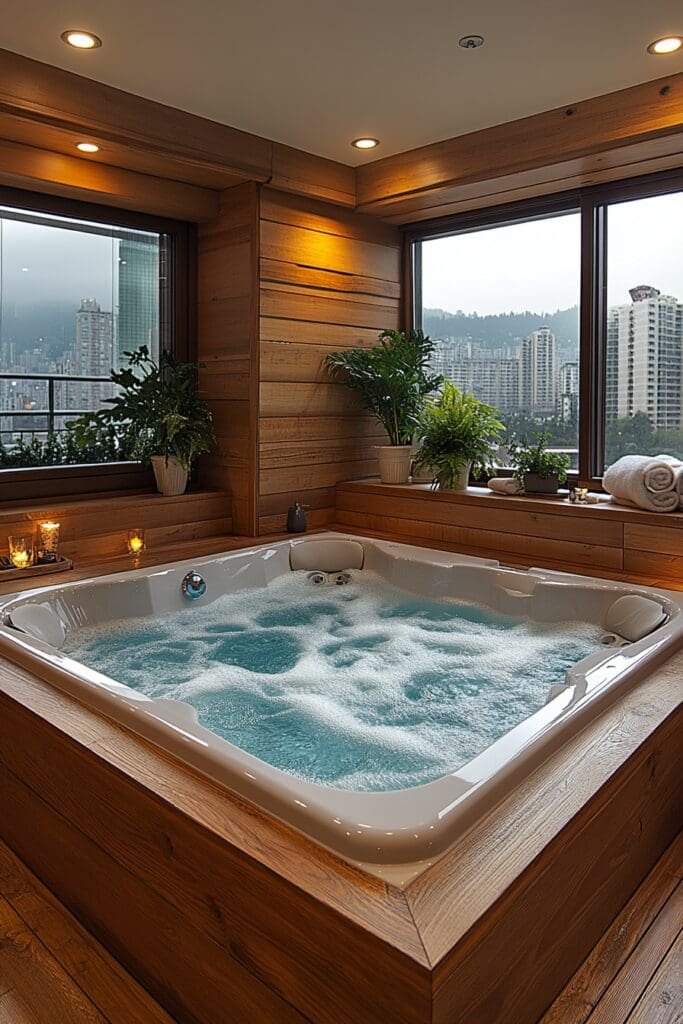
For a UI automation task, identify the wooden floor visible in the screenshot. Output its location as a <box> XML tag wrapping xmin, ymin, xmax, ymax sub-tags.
<box><xmin>541</xmin><ymin>830</ymin><xmax>683</xmax><ymax>1024</ymax></box>
<box><xmin>0</xmin><ymin>832</ymin><xmax>679</xmax><ymax>1024</ymax></box>
<box><xmin>0</xmin><ymin>838</ymin><xmax>173</xmax><ymax>1024</ymax></box>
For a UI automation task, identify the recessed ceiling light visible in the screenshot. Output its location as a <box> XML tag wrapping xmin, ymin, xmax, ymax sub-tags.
<box><xmin>61</xmin><ymin>30</ymin><xmax>102</xmax><ymax>49</ymax></box>
<box><xmin>459</xmin><ymin>34</ymin><xmax>485</xmax><ymax>49</ymax></box>
<box><xmin>76</xmin><ymin>142</ymin><xmax>100</xmax><ymax>153</ymax></box>
<box><xmin>351</xmin><ymin>137</ymin><xmax>380</xmax><ymax>150</ymax></box>
<box><xmin>647</xmin><ymin>36</ymin><xmax>682</xmax><ymax>54</ymax></box>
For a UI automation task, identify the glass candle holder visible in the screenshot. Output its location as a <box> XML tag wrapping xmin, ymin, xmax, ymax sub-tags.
<box><xmin>37</xmin><ymin>521</ymin><xmax>60</xmax><ymax>563</ymax></box>
<box><xmin>127</xmin><ymin>529</ymin><xmax>146</xmax><ymax>558</ymax></box>
<box><xmin>8</xmin><ymin>533</ymin><xmax>34</xmax><ymax>569</ymax></box>
<box><xmin>575</xmin><ymin>487</ymin><xmax>589</xmax><ymax>504</ymax></box>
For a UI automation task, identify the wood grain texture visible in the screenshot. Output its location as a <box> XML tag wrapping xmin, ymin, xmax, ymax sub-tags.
<box><xmin>0</xmin><ymin>840</ymin><xmax>175</xmax><ymax>1024</ymax></box>
<box><xmin>356</xmin><ymin>71</ymin><xmax>683</xmax><ymax>221</ymax></box>
<box><xmin>334</xmin><ymin>480</ymin><xmax>683</xmax><ymax>575</ymax></box>
<box><xmin>0</xmin><ymin>49</ymin><xmax>357</xmax><ymax>211</ymax></box>
<box><xmin>258</xmin><ymin>190</ymin><xmax>402</xmax><ymax>533</ymax></box>
<box><xmin>198</xmin><ymin>183</ymin><xmax>259</xmax><ymax>533</ymax></box>
<box><xmin>627</xmin><ymin>929</ymin><xmax>682</xmax><ymax>1024</ymax></box>
<box><xmin>0</xmin><ymin>137</ymin><xmax>220</xmax><ymax>222</ymax></box>
<box><xmin>0</xmin><ymin>489</ymin><xmax>232</xmax><ymax>577</ymax></box>
<box><xmin>540</xmin><ymin>834</ymin><xmax>683</xmax><ymax>1024</ymax></box>
<box><xmin>583</xmin><ymin>884</ymin><xmax>682</xmax><ymax>1024</ymax></box>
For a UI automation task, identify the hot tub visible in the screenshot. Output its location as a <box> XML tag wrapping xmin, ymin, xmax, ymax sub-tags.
<box><xmin>1</xmin><ymin>533</ymin><xmax>681</xmax><ymax>884</ymax></box>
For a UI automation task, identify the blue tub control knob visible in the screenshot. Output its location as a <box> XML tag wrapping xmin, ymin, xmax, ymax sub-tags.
<box><xmin>182</xmin><ymin>571</ymin><xmax>207</xmax><ymax>600</ymax></box>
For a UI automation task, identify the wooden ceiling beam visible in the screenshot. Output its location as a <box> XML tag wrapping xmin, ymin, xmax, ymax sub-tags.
<box><xmin>0</xmin><ymin>48</ymin><xmax>356</xmax><ymax>211</ymax></box>
<box><xmin>356</xmin><ymin>72</ymin><xmax>683</xmax><ymax>221</ymax></box>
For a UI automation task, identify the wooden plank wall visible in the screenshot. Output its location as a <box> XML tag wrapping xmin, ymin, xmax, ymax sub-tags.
<box><xmin>0</xmin><ymin>490</ymin><xmax>232</xmax><ymax>566</ymax></box>
<box><xmin>257</xmin><ymin>188</ymin><xmax>403</xmax><ymax>534</ymax></box>
<box><xmin>198</xmin><ymin>182</ymin><xmax>259</xmax><ymax>534</ymax></box>
<box><xmin>335</xmin><ymin>481</ymin><xmax>683</xmax><ymax>582</ymax></box>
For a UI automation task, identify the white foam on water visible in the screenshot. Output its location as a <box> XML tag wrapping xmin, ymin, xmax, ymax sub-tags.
<box><xmin>63</xmin><ymin>571</ymin><xmax>601</xmax><ymax>791</ymax></box>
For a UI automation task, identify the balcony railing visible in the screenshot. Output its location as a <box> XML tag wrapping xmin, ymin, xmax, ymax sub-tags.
<box><xmin>0</xmin><ymin>371</ymin><xmax>112</xmax><ymax>439</ymax></box>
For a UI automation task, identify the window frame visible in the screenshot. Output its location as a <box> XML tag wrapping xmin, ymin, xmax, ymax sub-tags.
<box><xmin>0</xmin><ymin>185</ymin><xmax>196</xmax><ymax>501</ymax></box>
<box><xmin>405</xmin><ymin>167</ymin><xmax>683</xmax><ymax>489</ymax></box>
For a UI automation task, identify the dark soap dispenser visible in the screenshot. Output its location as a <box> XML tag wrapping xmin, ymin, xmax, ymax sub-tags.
<box><xmin>287</xmin><ymin>502</ymin><xmax>308</xmax><ymax>533</ymax></box>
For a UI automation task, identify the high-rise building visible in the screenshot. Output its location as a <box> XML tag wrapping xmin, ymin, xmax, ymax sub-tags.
<box><xmin>75</xmin><ymin>298</ymin><xmax>114</xmax><ymax>414</ymax></box>
<box><xmin>446</xmin><ymin>358</ymin><xmax>520</xmax><ymax>412</ymax></box>
<box><xmin>605</xmin><ymin>286</ymin><xmax>683</xmax><ymax>430</ymax></box>
<box><xmin>558</xmin><ymin>361</ymin><xmax>579</xmax><ymax>421</ymax></box>
<box><xmin>117</xmin><ymin>238</ymin><xmax>159</xmax><ymax>366</ymax></box>
<box><xmin>519</xmin><ymin>327</ymin><xmax>557</xmax><ymax>416</ymax></box>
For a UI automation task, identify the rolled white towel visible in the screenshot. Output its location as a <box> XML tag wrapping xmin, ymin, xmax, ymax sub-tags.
<box><xmin>655</xmin><ymin>455</ymin><xmax>683</xmax><ymax>507</ymax></box>
<box><xmin>488</xmin><ymin>476</ymin><xmax>523</xmax><ymax>496</ymax></box>
<box><xmin>644</xmin><ymin>454</ymin><xmax>681</xmax><ymax>492</ymax></box>
<box><xmin>603</xmin><ymin>456</ymin><xmax>679</xmax><ymax>513</ymax></box>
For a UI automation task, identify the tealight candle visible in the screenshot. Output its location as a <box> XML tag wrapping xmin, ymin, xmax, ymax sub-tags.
<box><xmin>127</xmin><ymin>529</ymin><xmax>146</xmax><ymax>557</ymax></box>
<box><xmin>575</xmin><ymin>487</ymin><xmax>589</xmax><ymax>503</ymax></box>
<box><xmin>8</xmin><ymin>533</ymin><xmax>34</xmax><ymax>569</ymax></box>
<box><xmin>38</xmin><ymin>521</ymin><xmax>60</xmax><ymax>563</ymax></box>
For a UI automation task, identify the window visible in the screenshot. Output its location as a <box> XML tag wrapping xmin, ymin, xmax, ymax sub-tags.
<box><xmin>0</xmin><ymin>190</ymin><xmax>191</xmax><ymax>480</ymax></box>
<box><xmin>417</xmin><ymin>209</ymin><xmax>580</xmax><ymax>470</ymax></box>
<box><xmin>603</xmin><ymin>191</ymin><xmax>683</xmax><ymax>471</ymax></box>
<box><xmin>409</xmin><ymin>172</ymin><xmax>683</xmax><ymax>484</ymax></box>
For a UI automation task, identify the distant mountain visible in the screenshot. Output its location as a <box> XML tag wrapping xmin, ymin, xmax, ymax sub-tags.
<box><xmin>423</xmin><ymin>305</ymin><xmax>580</xmax><ymax>355</ymax></box>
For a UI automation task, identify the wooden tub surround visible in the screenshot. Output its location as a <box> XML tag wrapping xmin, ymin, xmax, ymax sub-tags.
<box><xmin>0</xmin><ymin>530</ymin><xmax>680</xmax><ymax>1023</ymax></box>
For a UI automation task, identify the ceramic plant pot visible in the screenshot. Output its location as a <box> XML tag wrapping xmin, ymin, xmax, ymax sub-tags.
<box><xmin>376</xmin><ymin>445</ymin><xmax>413</xmax><ymax>484</ymax></box>
<box><xmin>437</xmin><ymin>460</ymin><xmax>472</xmax><ymax>492</ymax></box>
<box><xmin>523</xmin><ymin>472</ymin><xmax>559</xmax><ymax>494</ymax></box>
<box><xmin>151</xmin><ymin>455</ymin><xmax>189</xmax><ymax>496</ymax></box>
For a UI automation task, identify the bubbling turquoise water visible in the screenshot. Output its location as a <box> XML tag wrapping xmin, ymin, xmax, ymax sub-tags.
<box><xmin>63</xmin><ymin>572</ymin><xmax>600</xmax><ymax>791</ymax></box>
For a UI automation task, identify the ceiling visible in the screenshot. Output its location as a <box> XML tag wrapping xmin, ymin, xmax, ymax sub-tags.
<box><xmin>1</xmin><ymin>0</ymin><xmax>682</xmax><ymax>166</ymax></box>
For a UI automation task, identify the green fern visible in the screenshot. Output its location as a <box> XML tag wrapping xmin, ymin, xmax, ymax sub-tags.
<box><xmin>413</xmin><ymin>382</ymin><xmax>504</xmax><ymax>490</ymax></box>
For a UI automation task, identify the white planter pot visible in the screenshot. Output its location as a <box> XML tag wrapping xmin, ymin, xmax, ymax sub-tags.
<box><xmin>151</xmin><ymin>455</ymin><xmax>189</xmax><ymax>496</ymax></box>
<box><xmin>411</xmin><ymin>462</ymin><xmax>435</xmax><ymax>484</ymax></box>
<box><xmin>437</xmin><ymin>460</ymin><xmax>472</xmax><ymax>492</ymax></box>
<box><xmin>376</xmin><ymin>445</ymin><xmax>413</xmax><ymax>485</ymax></box>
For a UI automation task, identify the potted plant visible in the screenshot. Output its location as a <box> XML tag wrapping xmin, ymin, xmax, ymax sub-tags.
<box><xmin>509</xmin><ymin>433</ymin><xmax>570</xmax><ymax>494</ymax></box>
<box><xmin>325</xmin><ymin>329</ymin><xmax>440</xmax><ymax>484</ymax></box>
<box><xmin>413</xmin><ymin>382</ymin><xmax>504</xmax><ymax>491</ymax></box>
<box><xmin>69</xmin><ymin>347</ymin><xmax>215</xmax><ymax>496</ymax></box>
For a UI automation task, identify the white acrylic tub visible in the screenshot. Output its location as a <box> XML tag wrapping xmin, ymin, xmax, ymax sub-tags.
<box><xmin>1</xmin><ymin>533</ymin><xmax>681</xmax><ymax>884</ymax></box>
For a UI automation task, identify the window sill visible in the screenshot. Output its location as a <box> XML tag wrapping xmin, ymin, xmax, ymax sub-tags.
<box><xmin>0</xmin><ymin>461</ymin><xmax>155</xmax><ymax>506</ymax></box>
<box><xmin>337</xmin><ymin>478</ymin><xmax>683</xmax><ymax>527</ymax></box>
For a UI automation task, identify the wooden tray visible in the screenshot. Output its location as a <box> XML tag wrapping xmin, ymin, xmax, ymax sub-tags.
<box><xmin>0</xmin><ymin>556</ymin><xmax>74</xmax><ymax>583</ymax></box>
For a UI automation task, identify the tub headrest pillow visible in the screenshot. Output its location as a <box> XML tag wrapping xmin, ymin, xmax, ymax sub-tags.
<box><xmin>289</xmin><ymin>539</ymin><xmax>364</xmax><ymax>573</ymax></box>
<box><xmin>604</xmin><ymin>594</ymin><xmax>667</xmax><ymax>642</ymax></box>
<box><xmin>8</xmin><ymin>602</ymin><xmax>67</xmax><ymax>649</ymax></box>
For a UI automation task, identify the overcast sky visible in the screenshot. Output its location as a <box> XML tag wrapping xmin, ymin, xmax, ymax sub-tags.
<box><xmin>0</xmin><ymin>219</ymin><xmax>116</xmax><ymax>310</ymax></box>
<box><xmin>422</xmin><ymin>191</ymin><xmax>683</xmax><ymax>315</ymax></box>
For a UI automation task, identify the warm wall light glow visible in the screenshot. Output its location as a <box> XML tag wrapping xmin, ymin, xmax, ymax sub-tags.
<box><xmin>61</xmin><ymin>30</ymin><xmax>102</xmax><ymax>49</ymax></box>
<box><xmin>351</xmin><ymin>137</ymin><xmax>380</xmax><ymax>150</ymax></box>
<box><xmin>76</xmin><ymin>142</ymin><xmax>100</xmax><ymax>153</ymax></box>
<box><xmin>647</xmin><ymin>36</ymin><xmax>682</xmax><ymax>54</ymax></box>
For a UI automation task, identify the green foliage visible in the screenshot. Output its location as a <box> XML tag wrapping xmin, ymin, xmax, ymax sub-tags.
<box><xmin>325</xmin><ymin>330</ymin><xmax>440</xmax><ymax>446</ymax></box>
<box><xmin>0</xmin><ymin>423</ymin><xmax>138</xmax><ymax>468</ymax></box>
<box><xmin>68</xmin><ymin>347</ymin><xmax>215</xmax><ymax>471</ymax></box>
<box><xmin>413</xmin><ymin>382</ymin><xmax>504</xmax><ymax>490</ymax></box>
<box><xmin>509</xmin><ymin>432</ymin><xmax>570</xmax><ymax>486</ymax></box>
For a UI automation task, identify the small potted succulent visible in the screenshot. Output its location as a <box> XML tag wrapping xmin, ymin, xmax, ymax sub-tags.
<box><xmin>70</xmin><ymin>347</ymin><xmax>215</xmax><ymax>496</ymax></box>
<box><xmin>413</xmin><ymin>382</ymin><xmax>504</xmax><ymax>491</ymax></box>
<box><xmin>325</xmin><ymin>329</ymin><xmax>440</xmax><ymax>484</ymax></box>
<box><xmin>509</xmin><ymin>433</ymin><xmax>570</xmax><ymax>494</ymax></box>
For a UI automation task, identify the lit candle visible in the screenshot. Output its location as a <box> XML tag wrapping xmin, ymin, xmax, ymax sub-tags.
<box><xmin>127</xmin><ymin>529</ymin><xmax>146</xmax><ymax>557</ymax></box>
<box><xmin>38</xmin><ymin>521</ymin><xmax>60</xmax><ymax>563</ymax></box>
<box><xmin>8</xmin><ymin>534</ymin><xmax>34</xmax><ymax>569</ymax></box>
